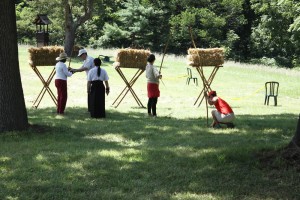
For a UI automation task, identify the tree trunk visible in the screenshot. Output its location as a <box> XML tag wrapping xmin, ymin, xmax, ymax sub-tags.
<box><xmin>63</xmin><ymin>0</ymin><xmax>94</xmax><ymax>56</ymax></box>
<box><xmin>281</xmin><ymin>114</ymin><xmax>300</xmax><ymax>161</ymax></box>
<box><xmin>64</xmin><ymin>23</ymin><xmax>76</xmax><ymax>56</ymax></box>
<box><xmin>0</xmin><ymin>0</ymin><xmax>28</xmax><ymax>132</ymax></box>
<box><xmin>290</xmin><ymin>114</ymin><xmax>300</xmax><ymax>147</ymax></box>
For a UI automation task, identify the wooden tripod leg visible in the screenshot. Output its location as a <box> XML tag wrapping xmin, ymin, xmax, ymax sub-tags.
<box><xmin>206</xmin><ymin>67</ymin><xmax>219</xmax><ymax>90</ymax></box>
<box><xmin>193</xmin><ymin>67</ymin><xmax>206</xmax><ymax>106</ymax></box>
<box><xmin>32</xmin><ymin>66</ymin><xmax>57</xmax><ymax>108</ymax></box>
<box><xmin>193</xmin><ymin>67</ymin><xmax>206</xmax><ymax>105</ymax></box>
<box><xmin>123</xmin><ymin>69</ymin><xmax>145</xmax><ymax>107</ymax></box>
<box><xmin>114</xmin><ymin>69</ymin><xmax>140</xmax><ymax>107</ymax></box>
<box><xmin>112</xmin><ymin>67</ymin><xmax>145</xmax><ymax>108</ymax></box>
<box><xmin>197</xmin><ymin>67</ymin><xmax>220</xmax><ymax>107</ymax></box>
<box><xmin>198</xmin><ymin>67</ymin><xmax>209</xmax><ymax>127</ymax></box>
<box><xmin>194</xmin><ymin>89</ymin><xmax>204</xmax><ymax>106</ymax></box>
<box><xmin>112</xmin><ymin>67</ymin><xmax>129</xmax><ymax>106</ymax></box>
<box><xmin>127</xmin><ymin>69</ymin><xmax>145</xmax><ymax>107</ymax></box>
<box><xmin>195</xmin><ymin>66</ymin><xmax>220</xmax><ymax>107</ymax></box>
<box><xmin>32</xmin><ymin>66</ymin><xmax>47</xmax><ymax>108</ymax></box>
<box><xmin>45</xmin><ymin>69</ymin><xmax>57</xmax><ymax>106</ymax></box>
<box><xmin>33</xmin><ymin>87</ymin><xmax>47</xmax><ymax>108</ymax></box>
<box><xmin>112</xmin><ymin>67</ymin><xmax>139</xmax><ymax>107</ymax></box>
<box><xmin>202</xmin><ymin>81</ymin><xmax>209</xmax><ymax>127</ymax></box>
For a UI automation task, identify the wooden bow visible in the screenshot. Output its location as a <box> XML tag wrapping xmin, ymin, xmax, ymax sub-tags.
<box><xmin>158</xmin><ymin>32</ymin><xmax>172</xmax><ymax>86</ymax></box>
<box><xmin>159</xmin><ymin>35</ymin><xmax>170</xmax><ymax>74</ymax></box>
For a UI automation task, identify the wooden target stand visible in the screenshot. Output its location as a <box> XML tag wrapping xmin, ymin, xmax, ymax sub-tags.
<box><xmin>112</xmin><ymin>49</ymin><xmax>150</xmax><ymax>108</ymax></box>
<box><xmin>30</xmin><ymin>62</ymin><xmax>57</xmax><ymax>108</ymax></box>
<box><xmin>112</xmin><ymin>66</ymin><xmax>145</xmax><ymax>108</ymax></box>
<box><xmin>188</xmin><ymin>27</ymin><xmax>224</xmax><ymax>126</ymax></box>
<box><xmin>28</xmin><ymin>46</ymin><xmax>64</xmax><ymax>109</ymax></box>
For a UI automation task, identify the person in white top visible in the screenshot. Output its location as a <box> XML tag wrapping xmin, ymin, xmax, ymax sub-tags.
<box><xmin>54</xmin><ymin>52</ymin><xmax>73</xmax><ymax>115</ymax></box>
<box><xmin>146</xmin><ymin>54</ymin><xmax>162</xmax><ymax>117</ymax></box>
<box><xmin>87</xmin><ymin>58</ymin><xmax>110</xmax><ymax>118</ymax></box>
<box><xmin>70</xmin><ymin>49</ymin><xmax>94</xmax><ymax>112</ymax></box>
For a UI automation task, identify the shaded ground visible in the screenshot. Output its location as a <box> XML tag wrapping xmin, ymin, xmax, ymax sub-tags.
<box><xmin>257</xmin><ymin>144</ymin><xmax>300</xmax><ymax>171</ymax></box>
<box><xmin>28</xmin><ymin>123</ymin><xmax>51</xmax><ymax>134</ymax></box>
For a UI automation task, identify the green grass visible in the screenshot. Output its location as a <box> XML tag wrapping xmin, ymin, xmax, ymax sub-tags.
<box><xmin>0</xmin><ymin>45</ymin><xmax>300</xmax><ymax>199</ymax></box>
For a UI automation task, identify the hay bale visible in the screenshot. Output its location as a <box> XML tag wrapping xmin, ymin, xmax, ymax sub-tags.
<box><xmin>114</xmin><ymin>49</ymin><xmax>151</xmax><ymax>69</ymax></box>
<box><xmin>28</xmin><ymin>46</ymin><xmax>64</xmax><ymax>66</ymax></box>
<box><xmin>187</xmin><ymin>48</ymin><xmax>224</xmax><ymax>67</ymax></box>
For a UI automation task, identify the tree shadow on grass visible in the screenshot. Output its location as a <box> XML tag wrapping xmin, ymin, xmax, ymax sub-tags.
<box><xmin>1</xmin><ymin>108</ymin><xmax>299</xmax><ymax>199</ymax></box>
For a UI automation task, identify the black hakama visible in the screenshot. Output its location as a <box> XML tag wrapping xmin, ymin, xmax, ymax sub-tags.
<box><xmin>90</xmin><ymin>80</ymin><xmax>105</xmax><ymax>118</ymax></box>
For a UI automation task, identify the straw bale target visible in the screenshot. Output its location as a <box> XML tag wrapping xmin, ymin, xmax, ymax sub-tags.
<box><xmin>114</xmin><ymin>49</ymin><xmax>151</xmax><ymax>69</ymax></box>
<box><xmin>187</xmin><ymin>48</ymin><xmax>224</xmax><ymax>67</ymax></box>
<box><xmin>28</xmin><ymin>46</ymin><xmax>64</xmax><ymax>66</ymax></box>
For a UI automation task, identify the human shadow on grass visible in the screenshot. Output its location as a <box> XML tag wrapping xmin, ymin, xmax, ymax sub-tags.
<box><xmin>2</xmin><ymin>108</ymin><xmax>298</xmax><ymax>199</ymax></box>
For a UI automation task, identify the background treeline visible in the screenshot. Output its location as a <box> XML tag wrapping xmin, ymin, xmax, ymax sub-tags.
<box><xmin>16</xmin><ymin>0</ymin><xmax>300</xmax><ymax>68</ymax></box>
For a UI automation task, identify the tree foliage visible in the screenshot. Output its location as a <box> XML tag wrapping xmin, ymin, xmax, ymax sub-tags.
<box><xmin>170</xmin><ymin>7</ymin><xmax>226</xmax><ymax>52</ymax></box>
<box><xmin>15</xmin><ymin>0</ymin><xmax>300</xmax><ymax>67</ymax></box>
<box><xmin>250</xmin><ymin>0</ymin><xmax>299</xmax><ymax>67</ymax></box>
<box><xmin>95</xmin><ymin>0</ymin><xmax>165</xmax><ymax>51</ymax></box>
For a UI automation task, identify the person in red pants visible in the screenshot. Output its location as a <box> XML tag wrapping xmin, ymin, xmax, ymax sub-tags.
<box><xmin>146</xmin><ymin>54</ymin><xmax>162</xmax><ymax>117</ymax></box>
<box><xmin>205</xmin><ymin>90</ymin><xmax>235</xmax><ymax>128</ymax></box>
<box><xmin>54</xmin><ymin>52</ymin><xmax>73</xmax><ymax>115</ymax></box>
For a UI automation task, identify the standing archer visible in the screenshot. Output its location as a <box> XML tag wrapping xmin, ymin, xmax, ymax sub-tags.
<box><xmin>87</xmin><ymin>58</ymin><xmax>110</xmax><ymax>118</ymax></box>
<box><xmin>146</xmin><ymin>54</ymin><xmax>162</xmax><ymax>117</ymax></box>
<box><xmin>54</xmin><ymin>52</ymin><xmax>73</xmax><ymax>115</ymax></box>
<box><xmin>70</xmin><ymin>49</ymin><xmax>94</xmax><ymax>112</ymax></box>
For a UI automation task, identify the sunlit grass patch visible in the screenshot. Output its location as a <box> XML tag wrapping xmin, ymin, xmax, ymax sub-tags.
<box><xmin>0</xmin><ymin>46</ymin><xmax>299</xmax><ymax>199</ymax></box>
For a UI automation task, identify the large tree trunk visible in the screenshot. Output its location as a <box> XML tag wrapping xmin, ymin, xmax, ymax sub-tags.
<box><xmin>289</xmin><ymin>114</ymin><xmax>300</xmax><ymax>147</ymax></box>
<box><xmin>0</xmin><ymin>0</ymin><xmax>28</xmax><ymax>132</ymax></box>
<box><xmin>63</xmin><ymin>1</ymin><xmax>76</xmax><ymax>56</ymax></box>
<box><xmin>281</xmin><ymin>114</ymin><xmax>300</xmax><ymax>161</ymax></box>
<box><xmin>64</xmin><ymin>29</ymin><xmax>76</xmax><ymax>57</ymax></box>
<box><xmin>63</xmin><ymin>0</ymin><xmax>94</xmax><ymax>56</ymax></box>
<box><xmin>64</xmin><ymin>16</ymin><xmax>76</xmax><ymax>56</ymax></box>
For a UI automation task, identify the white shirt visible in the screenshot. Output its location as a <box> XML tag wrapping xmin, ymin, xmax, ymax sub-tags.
<box><xmin>87</xmin><ymin>67</ymin><xmax>109</xmax><ymax>81</ymax></box>
<box><xmin>81</xmin><ymin>55</ymin><xmax>95</xmax><ymax>77</ymax></box>
<box><xmin>55</xmin><ymin>61</ymin><xmax>72</xmax><ymax>80</ymax></box>
<box><xmin>146</xmin><ymin>63</ymin><xmax>160</xmax><ymax>84</ymax></box>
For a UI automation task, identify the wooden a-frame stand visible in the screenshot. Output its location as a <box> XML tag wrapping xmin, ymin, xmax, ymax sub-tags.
<box><xmin>193</xmin><ymin>65</ymin><xmax>222</xmax><ymax>107</ymax></box>
<box><xmin>112</xmin><ymin>66</ymin><xmax>145</xmax><ymax>108</ymax></box>
<box><xmin>188</xmin><ymin>26</ymin><xmax>224</xmax><ymax>126</ymax></box>
<box><xmin>30</xmin><ymin>63</ymin><xmax>57</xmax><ymax>108</ymax></box>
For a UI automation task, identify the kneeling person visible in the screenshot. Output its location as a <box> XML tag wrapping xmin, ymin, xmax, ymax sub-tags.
<box><xmin>206</xmin><ymin>90</ymin><xmax>235</xmax><ymax>128</ymax></box>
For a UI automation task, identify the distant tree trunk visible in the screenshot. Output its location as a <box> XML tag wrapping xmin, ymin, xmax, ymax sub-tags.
<box><xmin>64</xmin><ymin>5</ymin><xmax>76</xmax><ymax>56</ymax></box>
<box><xmin>0</xmin><ymin>0</ymin><xmax>28</xmax><ymax>132</ymax></box>
<box><xmin>63</xmin><ymin>0</ymin><xmax>94</xmax><ymax>56</ymax></box>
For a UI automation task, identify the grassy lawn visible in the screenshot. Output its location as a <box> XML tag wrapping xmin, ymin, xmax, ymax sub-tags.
<box><xmin>0</xmin><ymin>45</ymin><xmax>300</xmax><ymax>199</ymax></box>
